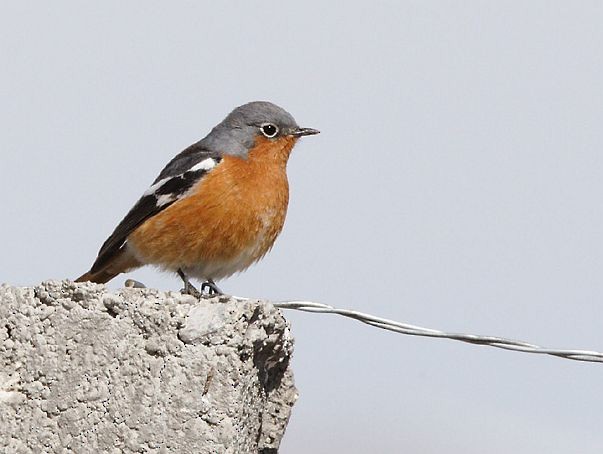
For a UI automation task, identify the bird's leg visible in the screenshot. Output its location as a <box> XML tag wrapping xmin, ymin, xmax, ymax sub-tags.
<box><xmin>177</xmin><ymin>268</ymin><xmax>202</xmax><ymax>299</ymax></box>
<box><xmin>201</xmin><ymin>279</ymin><xmax>223</xmax><ymax>296</ymax></box>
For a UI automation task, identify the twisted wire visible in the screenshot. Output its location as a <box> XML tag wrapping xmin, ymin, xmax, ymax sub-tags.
<box><xmin>267</xmin><ymin>300</ymin><xmax>603</xmax><ymax>364</ymax></box>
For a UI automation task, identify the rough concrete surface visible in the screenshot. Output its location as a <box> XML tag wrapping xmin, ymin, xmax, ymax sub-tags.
<box><xmin>0</xmin><ymin>281</ymin><xmax>297</xmax><ymax>453</ymax></box>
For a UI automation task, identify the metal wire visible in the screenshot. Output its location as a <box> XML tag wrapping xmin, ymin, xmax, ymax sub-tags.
<box><xmin>265</xmin><ymin>300</ymin><xmax>603</xmax><ymax>364</ymax></box>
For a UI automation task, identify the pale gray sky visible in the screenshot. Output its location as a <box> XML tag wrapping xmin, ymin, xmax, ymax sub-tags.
<box><xmin>2</xmin><ymin>1</ymin><xmax>603</xmax><ymax>453</ymax></box>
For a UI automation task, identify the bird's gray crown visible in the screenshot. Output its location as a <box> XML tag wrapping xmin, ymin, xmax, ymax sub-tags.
<box><xmin>198</xmin><ymin>101</ymin><xmax>300</xmax><ymax>158</ymax></box>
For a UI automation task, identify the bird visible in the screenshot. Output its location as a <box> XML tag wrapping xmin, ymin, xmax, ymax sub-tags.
<box><xmin>75</xmin><ymin>101</ymin><xmax>319</xmax><ymax>296</ymax></box>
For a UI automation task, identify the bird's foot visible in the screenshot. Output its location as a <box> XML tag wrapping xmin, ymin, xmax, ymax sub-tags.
<box><xmin>181</xmin><ymin>280</ymin><xmax>203</xmax><ymax>299</ymax></box>
<box><xmin>177</xmin><ymin>269</ymin><xmax>221</xmax><ymax>299</ymax></box>
<box><xmin>201</xmin><ymin>280</ymin><xmax>223</xmax><ymax>296</ymax></box>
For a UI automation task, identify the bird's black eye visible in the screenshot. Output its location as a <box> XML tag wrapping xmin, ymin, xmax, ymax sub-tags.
<box><xmin>260</xmin><ymin>123</ymin><xmax>278</xmax><ymax>138</ymax></box>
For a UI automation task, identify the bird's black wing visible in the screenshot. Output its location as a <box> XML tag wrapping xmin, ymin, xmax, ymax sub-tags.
<box><xmin>153</xmin><ymin>141</ymin><xmax>220</xmax><ymax>182</ymax></box>
<box><xmin>89</xmin><ymin>144</ymin><xmax>222</xmax><ymax>274</ymax></box>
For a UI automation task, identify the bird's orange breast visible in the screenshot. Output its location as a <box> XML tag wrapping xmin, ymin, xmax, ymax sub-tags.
<box><xmin>127</xmin><ymin>135</ymin><xmax>297</xmax><ymax>279</ymax></box>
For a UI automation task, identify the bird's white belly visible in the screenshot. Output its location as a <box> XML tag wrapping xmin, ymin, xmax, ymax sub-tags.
<box><xmin>180</xmin><ymin>240</ymin><xmax>267</xmax><ymax>281</ymax></box>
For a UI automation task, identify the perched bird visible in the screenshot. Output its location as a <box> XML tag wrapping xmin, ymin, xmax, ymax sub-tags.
<box><xmin>76</xmin><ymin>101</ymin><xmax>319</xmax><ymax>296</ymax></box>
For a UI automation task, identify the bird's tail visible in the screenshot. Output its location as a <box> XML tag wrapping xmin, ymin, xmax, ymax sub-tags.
<box><xmin>75</xmin><ymin>248</ymin><xmax>142</xmax><ymax>284</ymax></box>
<box><xmin>75</xmin><ymin>270</ymin><xmax>121</xmax><ymax>284</ymax></box>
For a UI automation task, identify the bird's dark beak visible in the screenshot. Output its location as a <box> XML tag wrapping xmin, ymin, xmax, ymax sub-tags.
<box><xmin>290</xmin><ymin>127</ymin><xmax>320</xmax><ymax>137</ymax></box>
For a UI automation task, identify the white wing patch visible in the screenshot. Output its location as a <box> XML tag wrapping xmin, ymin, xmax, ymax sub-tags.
<box><xmin>143</xmin><ymin>158</ymin><xmax>217</xmax><ymax>199</ymax></box>
<box><xmin>156</xmin><ymin>194</ymin><xmax>177</xmax><ymax>207</ymax></box>
<box><xmin>143</xmin><ymin>177</ymin><xmax>170</xmax><ymax>196</ymax></box>
<box><xmin>190</xmin><ymin>158</ymin><xmax>217</xmax><ymax>172</ymax></box>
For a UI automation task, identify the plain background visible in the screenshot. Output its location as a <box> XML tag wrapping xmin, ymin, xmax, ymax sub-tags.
<box><xmin>2</xmin><ymin>2</ymin><xmax>603</xmax><ymax>452</ymax></box>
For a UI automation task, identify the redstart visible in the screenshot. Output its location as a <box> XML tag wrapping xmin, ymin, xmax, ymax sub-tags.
<box><xmin>76</xmin><ymin>101</ymin><xmax>319</xmax><ymax>296</ymax></box>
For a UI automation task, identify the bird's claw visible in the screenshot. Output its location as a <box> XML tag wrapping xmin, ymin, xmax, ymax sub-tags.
<box><xmin>177</xmin><ymin>268</ymin><xmax>222</xmax><ymax>299</ymax></box>
<box><xmin>181</xmin><ymin>281</ymin><xmax>203</xmax><ymax>299</ymax></box>
<box><xmin>201</xmin><ymin>280</ymin><xmax>223</xmax><ymax>296</ymax></box>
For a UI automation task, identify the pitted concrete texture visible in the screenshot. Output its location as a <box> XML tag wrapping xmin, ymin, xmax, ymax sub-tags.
<box><xmin>0</xmin><ymin>281</ymin><xmax>297</xmax><ymax>453</ymax></box>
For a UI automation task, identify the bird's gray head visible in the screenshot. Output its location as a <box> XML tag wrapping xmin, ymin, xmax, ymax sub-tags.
<box><xmin>199</xmin><ymin>101</ymin><xmax>319</xmax><ymax>158</ymax></box>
